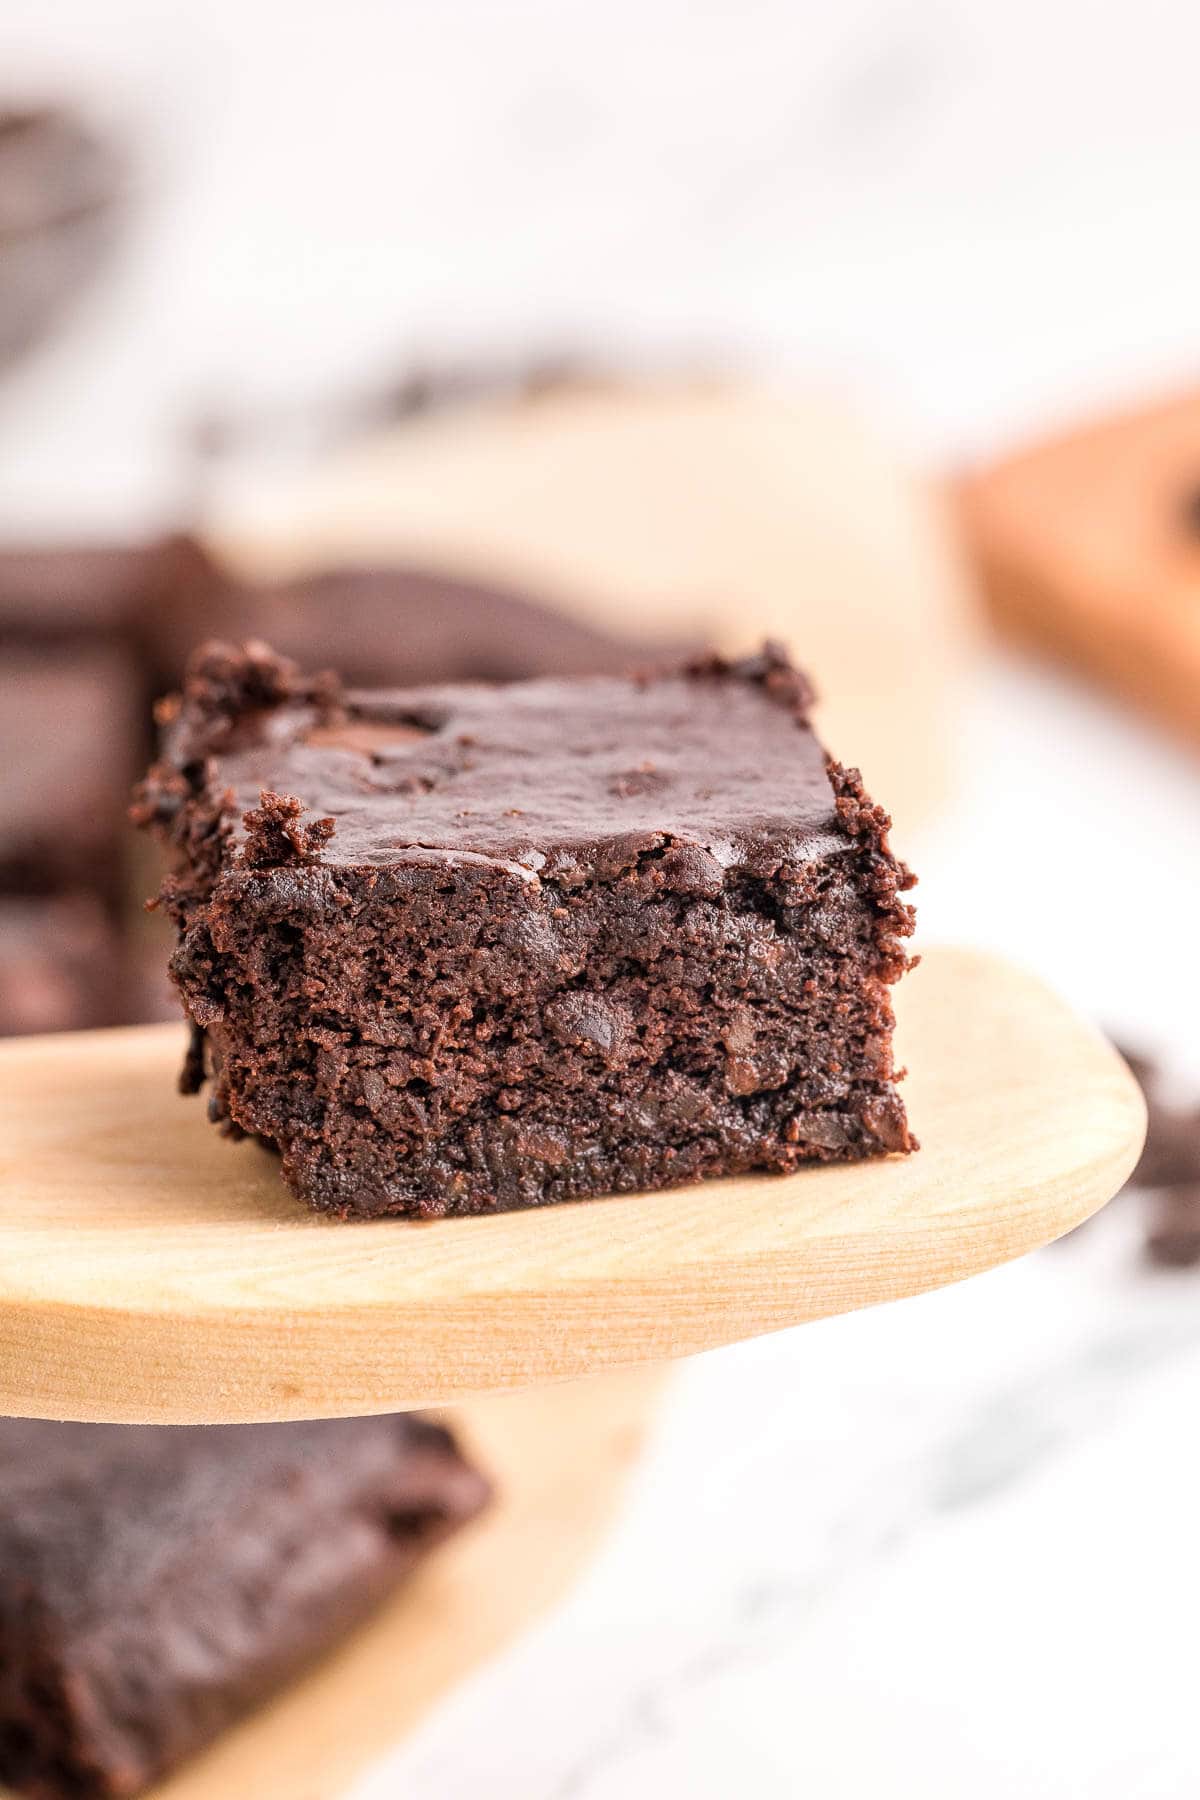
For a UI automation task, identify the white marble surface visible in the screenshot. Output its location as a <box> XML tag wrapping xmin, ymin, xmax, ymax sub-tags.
<box><xmin>2</xmin><ymin>3</ymin><xmax>1200</xmax><ymax>1793</ymax></box>
<box><xmin>3</xmin><ymin>0</ymin><xmax>1200</xmax><ymax>521</ymax></box>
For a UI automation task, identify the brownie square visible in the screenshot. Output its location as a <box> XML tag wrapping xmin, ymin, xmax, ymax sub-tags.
<box><xmin>0</xmin><ymin>1414</ymin><xmax>489</xmax><ymax>1800</ymax></box>
<box><xmin>137</xmin><ymin>640</ymin><xmax>916</xmax><ymax>1219</ymax></box>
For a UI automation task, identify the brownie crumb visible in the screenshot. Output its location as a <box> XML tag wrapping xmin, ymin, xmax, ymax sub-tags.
<box><xmin>242</xmin><ymin>792</ymin><xmax>336</xmax><ymax>868</ymax></box>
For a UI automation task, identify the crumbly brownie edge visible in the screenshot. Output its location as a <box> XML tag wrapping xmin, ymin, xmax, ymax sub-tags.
<box><xmin>136</xmin><ymin>642</ymin><xmax>917</xmax><ymax>1217</ymax></box>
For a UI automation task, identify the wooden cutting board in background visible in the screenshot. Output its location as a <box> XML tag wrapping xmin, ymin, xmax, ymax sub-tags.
<box><xmin>211</xmin><ymin>382</ymin><xmax>979</xmax><ymax>841</ymax></box>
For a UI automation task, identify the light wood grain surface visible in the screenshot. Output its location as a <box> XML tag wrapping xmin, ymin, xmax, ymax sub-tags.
<box><xmin>0</xmin><ymin>947</ymin><xmax>1144</xmax><ymax>1425</ymax></box>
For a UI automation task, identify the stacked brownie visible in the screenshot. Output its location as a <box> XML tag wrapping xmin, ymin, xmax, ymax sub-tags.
<box><xmin>0</xmin><ymin>1413</ymin><xmax>489</xmax><ymax>1799</ymax></box>
<box><xmin>1115</xmin><ymin>1045</ymin><xmax>1200</xmax><ymax>1267</ymax></box>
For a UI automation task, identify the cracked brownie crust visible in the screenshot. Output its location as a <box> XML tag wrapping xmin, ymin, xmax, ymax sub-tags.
<box><xmin>137</xmin><ymin>640</ymin><xmax>916</xmax><ymax>1219</ymax></box>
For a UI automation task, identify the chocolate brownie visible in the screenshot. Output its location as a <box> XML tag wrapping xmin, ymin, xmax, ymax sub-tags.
<box><xmin>956</xmin><ymin>389</ymin><xmax>1200</xmax><ymax>745</ymax></box>
<box><xmin>0</xmin><ymin>895</ymin><xmax>120</xmax><ymax>1035</ymax></box>
<box><xmin>0</xmin><ymin>1413</ymin><xmax>489</xmax><ymax>1800</ymax></box>
<box><xmin>141</xmin><ymin>559</ymin><xmax>688</xmax><ymax>693</ymax></box>
<box><xmin>137</xmin><ymin>640</ymin><xmax>916</xmax><ymax>1219</ymax></box>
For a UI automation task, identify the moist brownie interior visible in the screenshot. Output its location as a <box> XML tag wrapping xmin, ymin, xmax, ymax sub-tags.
<box><xmin>139</xmin><ymin>640</ymin><xmax>916</xmax><ymax>1218</ymax></box>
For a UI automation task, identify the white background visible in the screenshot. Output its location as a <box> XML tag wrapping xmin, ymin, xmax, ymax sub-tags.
<box><xmin>3</xmin><ymin>4</ymin><xmax>1200</xmax><ymax>1794</ymax></box>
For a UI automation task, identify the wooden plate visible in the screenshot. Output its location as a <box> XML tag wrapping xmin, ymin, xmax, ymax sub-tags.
<box><xmin>0</xmin><ymin>947</ymin><xmax>1144</xmax><ymax>1424</ymax></box>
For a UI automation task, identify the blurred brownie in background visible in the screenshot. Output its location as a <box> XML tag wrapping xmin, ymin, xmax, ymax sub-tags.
<box><xmin>0</xmin><ymin>1412</ymin><xmax>489</xmax><ymax>1800</ymax></box>
<box><xmin>1117</xmin><ymin>1042</ymin><xmax>1200</xmax><ymax>1269</ymax></box>
<box><xmin>0</xmin><ymin>535</ymin><xmax>213</xmax><ymax>643</ymax></box>
<box><xmin>0</xmin><ymin>537</ymin><xmax>219</xmax><ymax>1033</ymax></box>
<box><xmin>142</xmin><ymin>559</ymin><xmax>680</xmax><ymax>692</ymax></box>
<box><xmin>957</xmin><ymin>389</ymin><xmax>1200</xmax><ymax>748</ymax></box>
<box><xmin>1</xmin><ymin>647</ymin><xmax>141</xmax><ymax>899</ymax></box>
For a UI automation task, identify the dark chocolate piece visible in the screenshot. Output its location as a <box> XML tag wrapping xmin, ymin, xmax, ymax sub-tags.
<box><xmin>0</xmin><ymin>1413</ymin><xmax>489</xmax><ymax>1800</ymax></box>
<box><xmin>137</xmin><ymin>639</ymin><xmax>916</xmax><ymax>1219</ymax></box>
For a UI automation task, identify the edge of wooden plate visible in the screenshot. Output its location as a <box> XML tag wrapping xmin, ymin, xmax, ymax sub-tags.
<box><xmin>0</xmin><ymin>946</ymin><xmax>1145</xmax><ymax>1424</ymax></box>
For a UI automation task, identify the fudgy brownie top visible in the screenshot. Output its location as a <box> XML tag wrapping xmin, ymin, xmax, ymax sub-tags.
<box><xmin>155</xmin><ymin>640</ymin><xmax>850</xmax><ymax>884</ymax></box>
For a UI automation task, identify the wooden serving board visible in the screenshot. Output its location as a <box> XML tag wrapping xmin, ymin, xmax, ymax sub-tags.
<box><xmin>956</xmin><ymin>385</ymin><xmax>1200</xmax><ymax>748</ymax></box>
<box><xmin>211</xmin><ymin>382</ymin><xmax>979</xmax><ymax>839</ymax></box>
